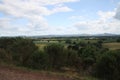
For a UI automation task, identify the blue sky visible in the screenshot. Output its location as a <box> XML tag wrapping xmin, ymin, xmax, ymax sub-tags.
<box><xmin>0</xmin><ymin>0</ymin><xmax>120</xmax><ymax>36</ymax></box>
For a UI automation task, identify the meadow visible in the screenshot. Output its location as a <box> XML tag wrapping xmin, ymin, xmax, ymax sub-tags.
<box><xmin>34</xmin><ymin>37</ymin><xmax>120</xmax><ymax>50</ymax></box>
<box><xmin>103</xmin><ymin>42</ymin><xmax>120</xmax><ymax>50</ymax></box>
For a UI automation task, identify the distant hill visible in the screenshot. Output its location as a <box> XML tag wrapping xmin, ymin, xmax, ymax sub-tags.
<box><xmin>25</xmin><ymin>33</ymin><xmax>119</xmax><ymax>39</ymax></box>
<box><xmin>94</xmin><ymin>33</ymin><xmax>118</xmax><ymax>36</ymax></box>
<box><xmin>0</xmin><ymin>33</ymin><xmax>119</xmax><ymax>38</ymax></box>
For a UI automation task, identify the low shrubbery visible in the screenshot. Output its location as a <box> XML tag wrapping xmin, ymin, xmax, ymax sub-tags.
<box><xmin>94</xmin><ymin>50</ymin><xmax>120</xmax><ymax>80</ymax></box>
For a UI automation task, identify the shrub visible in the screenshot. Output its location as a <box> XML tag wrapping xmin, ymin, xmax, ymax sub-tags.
<box><xmin>10</xmin><ymin>38</ymin><xmax>38</xmax><ymax>66</ymax></box>
<box><xmin>94</xmin><ymin>50</ymin><xmax>120</xmax><ymax>80</ymax></box>
<box><xmin>27</xmin><ymin>51</ymin><xmax>49</xmax><ymax>70</ymax></box>
<box><xmin>0</xmin><ymin>48</ymin><xmax>11</xmax><ymax>63</ymax></box>
<box><xmin>44</xmin><ymin>44</ymin><xmax>68</xmax><ymax>70</ymax></box>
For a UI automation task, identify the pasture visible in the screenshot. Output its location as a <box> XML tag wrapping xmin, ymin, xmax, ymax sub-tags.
<box><xmin>34</xmin><ymin>38</ymin><xmax>98</xmax><ymax>50</ymax></box>
<box><xmin>34</xmin><ymin>38</ymin><xmax>120</xmax><ymax>51</ymax></box>
<box><xmin>103</xmin><ymin>42</ymin><xmax>120</xmax><ymax>50</ymax></box>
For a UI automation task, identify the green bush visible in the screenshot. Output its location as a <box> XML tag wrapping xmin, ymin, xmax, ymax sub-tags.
<box><xmin>94</xmin><ymin>50</ymin><xmax>120</xmax><ymax>80</ymax></box>
<box><xmin>0</xmin><ymin>48</ymin><xmax>11</xmax><ymax>63</ymax></box>
<box><xmin>78</xmin><ymin>45</ymin><xmax>97</xmax><ymax>70</ymax></box>
<box><xmin>66</xmin><ymin>49</ymin><xmax>79</xmax><ymax>67</ymax></box>
<box><xmin>0</xmin><ymin>37</ymin><xmax>39</xmax><ymax>67</ymax></box>
<box><xmin>9</xmin><ymin>38</ymin><xmax>38</xmax><ymax>66</ymax></box>
<box><xmin>27</xmin><ymin>51</ymin><xmax>49</xmax><ymax>70</ymax></box>
<box><xmin>44</xmin><ymin>44</ymin><xmax>68</xmax><ymax>69</ymax></box>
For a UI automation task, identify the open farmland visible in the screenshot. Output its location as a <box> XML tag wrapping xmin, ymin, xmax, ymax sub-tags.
<box><xmin>35</xmin><ymin>43</ymin><xmax>47</xmax><ymax>50</ymax></box>
<box><xmin>34</xmin><ymin>38</ymin><xmax>99</xmax><ymax>49</ymax></box>
<box><xmin>103</xmin><ymin>42</ymin><xmax>120</xmax><ymax>50</ymax></box>
<box><xmin>35</xmin><ymin>38</ymin><xmax>120</xmax><ymax>51</ymax></box>
<box><xmin>34</xmin><ymin>40</ymin><xmax>66</xmax><ymax>50</ymax></box>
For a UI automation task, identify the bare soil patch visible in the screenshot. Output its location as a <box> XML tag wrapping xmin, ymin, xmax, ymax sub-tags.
<box><xmin>0</xmin><ymin>66</ymin><xmax>73</xmax><ymax>80</ymax></box>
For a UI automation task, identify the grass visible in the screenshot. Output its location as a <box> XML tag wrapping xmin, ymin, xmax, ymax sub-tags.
<box><xmin>34</xmin><ymin>39</ymin><xmax>98</xmax><ymax>49</ymax></box>
<box><xmin>35</xmin><ymin>43</ymin><xmax>47</xmax><ymax>50</ymax></box>
<box><xmin>35</xmin><ymin>39</ymin><xmax>120</xmax><ymax>51</ymax></box>
<box><xmin>34</xmin><ymin>40</ymin><xmax>66</xmax><ymax>50</ymax></box>
<box><xmin>82</xmin><ymin>76</ymin><xmax>99</xmax><ymax>80</ymax></box>
<box><xmin>103</xmin><ymin>42</ymin><xmax>120</xmax><ymax>50</ymax></box>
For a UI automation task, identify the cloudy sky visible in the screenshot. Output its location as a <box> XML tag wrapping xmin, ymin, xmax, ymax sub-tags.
<box><xmin>0</xmin><ymin>0</ymin><xmax>120</xmax><ymax>36</ymax></box>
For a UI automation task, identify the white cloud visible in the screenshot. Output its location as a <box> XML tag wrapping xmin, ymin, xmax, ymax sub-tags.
<box><xmin>0</xmin><ymin>18</ymin><xmax>11</xmax><ymax>29</ymax></box>
<box><xmin>0</xmin><ymin>0</ymin><xmax>78</xmax><ymax>36</ymax></box>
<box><xmin>98</xmin><ymin>11</ymin><xmax>115</xmax><ymax>21</ymax></box>
<box><xmin>0</xmin><ymin>0</ymin><xmax>76</xmax><ymax>17</ymax></box>
<box><xmin>115</xmin><ymin>4</ymin><xmax>120</xmax><ymax>20</ymax></box>
<box><xmin>0</xmin><ymin>0</ymin><xmax>120</xmax><ymax>36</ymax></box>
<box><xmin>73</xmin><ymin>10</ymin><xmax>120</xmax><ymax>34</ymax></box>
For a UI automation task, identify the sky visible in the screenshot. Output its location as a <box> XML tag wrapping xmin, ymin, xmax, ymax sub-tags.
<box><xmin>0</xmin><ymin>0</ymin><xmax>120</xmax><ymax>36</ymax></box>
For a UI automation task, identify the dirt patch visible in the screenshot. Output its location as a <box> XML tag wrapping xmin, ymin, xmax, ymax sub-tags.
<box><xmin>0</xmin><ymin>66</ymin><xmax>73</xmax><ymax>80</ymax></box>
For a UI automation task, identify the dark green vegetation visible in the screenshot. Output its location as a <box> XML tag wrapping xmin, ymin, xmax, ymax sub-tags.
<box><xmin>0</xmin><ymin>36</ymin><xmax>120</xmax><ymax>80</ymax></box>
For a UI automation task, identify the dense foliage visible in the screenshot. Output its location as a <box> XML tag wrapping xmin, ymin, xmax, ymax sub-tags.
<box><xmin>0</xmin><ymin>37</ymin><xmax>38</xmax><ymax>66</ymax></box>
<box><xmin>94</xmin><ymin>50</ymin><xmax>120</xmax><ymax>80</ymax></box>
<box><xmin>0</xmin><ymin>37</ymin><xmax>120</xmax><ymax>80</ymax></box>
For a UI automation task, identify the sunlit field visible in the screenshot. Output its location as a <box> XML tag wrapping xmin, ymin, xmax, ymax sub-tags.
<box><xmin>103</xmin><ymin>42</ymin><xmax>120</xmax><ymax>50</ymax></box>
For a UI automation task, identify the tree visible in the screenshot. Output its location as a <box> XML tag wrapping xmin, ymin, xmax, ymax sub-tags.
<box><xmin>0</xmin><ymin>48</ymin><xmax>12</xmax><ymax>63</ymax></box>
<box><xmin>65</xmin><ymin>40</ymin><xmax>72</xmax><ymax>44</ymax></box>
<box><xmin>0</xmin><ymin>37</ymin><xmax>15</xmax><ymax>49</ymax></box>
<box><xmin>66</xmin><ymin>49</ymin><xmax>78</xmax><ymax>67</ymax></box>
<box><xmin>116</xmin><ymin>38</ymin><xmax>120</xmax><ymax>42</ymax></box>
<box><xmin>28</xmin><ymin>51</ymin><xmax>49</xmax><ymax>70</ymax></box>
<box><xmin>44</xmin><ymin>44</ymin><xmax>67</xmax><ymax>69</ymax></box>
<box><xmin>9</xmin><ymin>38</ymin><xmax>38</xmax><ymax>66</ymax></box>
<box><xmin>78</xmin><ymin>45</ymin><xmax>96</xmax><ymax>70</ymax></box>
<box><xmin>94</xmin><ymin>50</ymin><xmax>120</xmax><ymax>80</ymax></box>
<box><xmin>94</xmin><ymin>40</ymin><xmax>103</xmax><ymax>48</ymax></box>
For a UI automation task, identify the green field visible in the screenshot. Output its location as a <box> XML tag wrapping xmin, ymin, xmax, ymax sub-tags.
<box><xmin>35</xmin><ymin>39</ymin><xmax>120</xmax><ymax>51</ymax></box>
<box><xmin>34</xmin><ymin>39</ymin><xmax>98</xmax><ymax>51</ymax></box>
<box><xmin>103</xmin><ymin>42</ymin><xmax>120</xmax><ymax>50</ymax></box>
